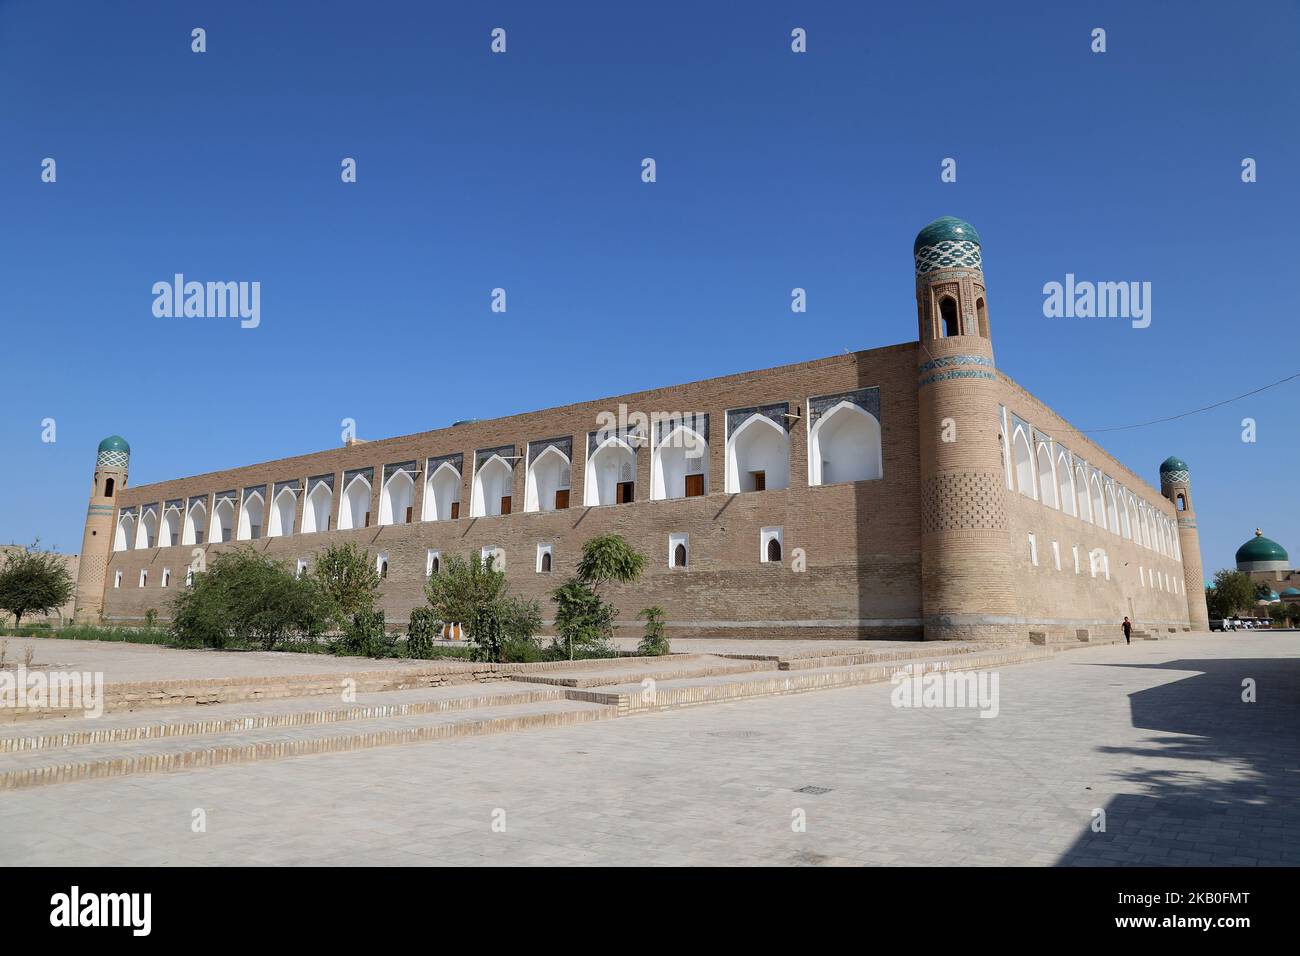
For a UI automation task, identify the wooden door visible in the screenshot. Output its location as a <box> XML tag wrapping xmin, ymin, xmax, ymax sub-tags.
<box><xmin>500</xmin><ymin>496</ymin><xmax>512</xmax><ymax>515</ymax></box>
<box><xmin>555</xmin><ymin>489</ymin><xmax>570</xmax><ymax>510</ymax></box>
<box><xmin>685</xmin><ymin>474</ymin><xmax>705</xmax><ymax>498</ymax></box>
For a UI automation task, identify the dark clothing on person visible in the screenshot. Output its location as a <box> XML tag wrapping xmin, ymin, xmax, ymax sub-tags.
<box><xmin>1122</xmin><ymin>620</ymin><xmax>1132</xmax><ymax>644</ymax></box>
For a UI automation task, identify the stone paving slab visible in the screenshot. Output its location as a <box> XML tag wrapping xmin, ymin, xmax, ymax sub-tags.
<box><xmin>3</xmin><ymin>632</ymin><xmax>1291</xmax><ymax>866</ymax></box>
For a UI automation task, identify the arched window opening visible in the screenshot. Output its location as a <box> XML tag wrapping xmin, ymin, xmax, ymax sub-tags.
<box><xmin>183</xmin><ymin>502</ymin><xmax>208</xmax><ymax>546</ymax></box>
<box><xmin>808</xmin><ymin>402</ymin><xmax>883</xmax><ymax>486</ymax></box>
<box><xmin>1035</xmin><ymin>444</ymin><xmax>1056</xmax><ymax>507</ymax></box>
<box><xmin>939</xmin><ymin>296</ymin><xmax>960</xmax><ymax>337</ymax></box>
<box><xmin>652</xmin><ymin>426</ymin><xmax>709</xmax><ymax>500</ymax></box>
<box><xmin>726</xmin><ymin>415</ymin><xmax>790</xmax><ymax>494</ymax></box>
<box><xmin>104</xmin><ymin>478</ymin><xmax>115</xmax><ymax>497</ymax></box>
<box><xmin>1012</xmin><ymin>428</ymin><xmax>1035</xmax><ymax>498</ymax></box>
<box><xmin>302</xmin><ymin>483</ymin><xmax>333</xmax><ymax>533</ymax></box>
<box><xmin>767</xmin><ymin>538</ymin><xmax>782</xmax><ymax>562</ymax></box>
<box><xmin>526</xmin><ymin>448</ymin><xmax>572</xmax><ymax>513</ymax></box>
<box><xmin>339</xmin><ymin>476</ymin><xmax>372</xmax><ymax>530</ymax></box>
<box><xmin>137</xmin><ymin>509</ymin><xmax>159</xmax><ymax>550</ymax></box>
<box><xmin>424</xmin><ymin>465</ymin><xmax>462</xmax><ymax>521</ymax></box>
<box><xmin>269</xmin><ymin>488</ymin><xmax>298</xmax><ymax>538</ymax></box>
<box><xmin>237</xmin><ymin>492</ymin><xmax>265</xmax><ymax>541</ymax></box>
<box><xmin>673</xmin><ymin>543</ymin><xmax>687</xmax><ymax>568</ymax></box>
<box><xmin>976</xmin><ymin>297</ymin><xmax>988</xmax><ymax>337</ymax></box>
<box><xmin>1056</xmin><ymin>454</ymin><xmax>1074</xmax><ymax>516</ymax></box>
<box><xmin>541</xmin><ymin>552</ymin><xmax>551</xmax><ymax>573</ymax></box>
<box><xmin>585</xmin><ymin>439</ymin><xmax>636</xmax><ymax>506</ymax></box>
<box><xmin>379</xmin><ymin>470</ymin><xmax>415</xmax><ymax>526</ymax></box>
<box><xmin>1176</xmin><ymin>493</ymin><xmax>1186</xmax><ymax>511</ymax></box>
<box><xmin>212</xmin><ymin>498</ymin><xmax>236</xmax><ymax>544</ymax></box>
<box><xmin>471</xmin><ymin>457</ymin><xmax>513</xmax><ymax>517</ymax></box>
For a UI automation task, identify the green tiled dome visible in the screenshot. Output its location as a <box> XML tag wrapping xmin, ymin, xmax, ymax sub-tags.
<box><xmin>1236</xmin><ymin>530</ymin><xmax>1288</xmax><ymax>565</ymax></box>
<box><xmin>913</xmin><ymin>217</ymin><xmax>981</xmax><ymax>254</ymax></box>
<box><xmin>97</xmin><ymin>435</ymin><xmax>130</xmax><ymax>455</ymax></box>
<box><xmin>1281</xmin><ymin>587</ymin><xmax>1300</xmax><ymax>598</ymax></box>
<box><xmin>1159</xmin><ymin>455</ymin><xmax>1189</xmax><ymax>475</ymax></box>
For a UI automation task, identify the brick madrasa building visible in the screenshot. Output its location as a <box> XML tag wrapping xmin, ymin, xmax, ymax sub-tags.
<box><xmin>73</xmin><ymin>218</ymin><xmax>1210</xmax><ymax>642</ymax></box>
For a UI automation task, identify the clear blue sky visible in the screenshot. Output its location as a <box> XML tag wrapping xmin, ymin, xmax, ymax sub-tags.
<box><xmin>1</xmin><ymin>0</ymin><xmax>1296</xmax><ymax>576</ymax></box>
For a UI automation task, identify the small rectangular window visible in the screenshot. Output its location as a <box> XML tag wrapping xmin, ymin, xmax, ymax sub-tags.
<box><xmin>426</xmin><ymin>550</ymin><xmax>440</xmax><ymax>576</ymax></box>
<box><xmin>615</xmin><ymin>481</ymin><xmax>634</xmax><ymax>504</ymax></box>
<box><xmin>162</xmin><ymin>568</ymin><xmax>171</xmax><ymax>588</ymax></box>
<box><xmin>1028</xmin><ymin>533</ymin><xmax>1038</xmax><ymax>567</ymax></box>
<box><xmin>760</xmin><ymin>527</ymin><xmax>783</xmax><ymax>563</ymax></box>
<box><xmin>684</xmin><ymin>474</ymin><xmax>705</xmax><ymax>498</ymax></box>
<box><xmin>138</xmin><ymin>569</ymin><xmax>147</xmax><ymax>588</ymax></box>
<box><xmin>113</xmin><ymin>570</ymin><xmax>122</xmax><ymax>589</ymax></box>
<box><xmin>536</xmin><ymin>544</ymin><xmax>553</xmax><ymax>573</ymax></box>
<box><xmin>1072</xmin><ymin>545</ymin><xmax>1080</xmax><ymax>575</ymax></box>
<box><xmin>296</xmin><ymin>558</ymin><xmax>308</xmax><ymax>578</ymax></box>
<box><xmin>500</xmin><ymin>496</ymin><xmax>512</xmax><ymax>515</ymax></box>
<box><xmin>554</xmin><ymin>489</ymin><xmax>570</xmax><ymax>510</ymax></box>
<box><xmin>1051</xmin><ymin>541</ymin><xmax>1061</xmax><ymax>571</ymax></box>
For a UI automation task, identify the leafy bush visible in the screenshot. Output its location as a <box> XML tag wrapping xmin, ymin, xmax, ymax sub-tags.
<box><xmin>637</xmin><ymin>606</ymin><xmax>669</xmax><ymax>656</ymax></box>
<box><xmin>470</xmin><ymin>605</ymin><xmax>504</xmax><ymax>662</ymax></box>
<box><xmin>405</xmin><ymin>607</ymin><xmax>439</xmax><ymax>659</ymax></box>
<box><xmin>312</xmin><ymin>542</ymin><xmax>382</xmax><ymax>630</ymax></box>
<box><xmin>144</xmin><ymin>608</ymin><xmax>159</xmax><ymax>630</ymax></box>
<box><xmin>332</xmin><ymin>609</ymin><xmax>395</xmax><ymax>658</ymax></box>
<box><xmin>424</xmin><ymin>552</ymin><xmax>505</xmax><ymax>632</ymax></box>
<box><xmin>171</xmin><ymin>549</ymin><xmax>327</xmax><ymax>650</ymax></box>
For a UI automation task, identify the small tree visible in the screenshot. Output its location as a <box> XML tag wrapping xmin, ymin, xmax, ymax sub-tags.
<box><xmin>552</xmin><ymin>534</ymin><xmax>646</xmax><ymax>659</ymax></box>
<box><xmin>636</xmin><ymin>606</ymin><xmax>669</xmax><ymax>656</ymax></box>
<box><xmin>0</xmin><ymin>543</ymin><xmax>74</xmax><ymax>629</ymax></box>
<box><xmin>1206</xmin><ymin>569</ymin><xmax>1256</xmax><ymax>619</ymax></box>
<box><xmin>406</xmin><ymin>607</ymin><xmax>439</xmax><ymax>658</ymax></box>
<box><xmin>332</xmin><ymin>609</ymin><xmax>394</xmax><ymax>658</ymax></box>
<box><xmin>312</xmin><ymin>542</ymin><xmax>382</xmax><ymax>630</ymax></box>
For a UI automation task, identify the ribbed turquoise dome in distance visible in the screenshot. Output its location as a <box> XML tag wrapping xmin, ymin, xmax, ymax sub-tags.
<box><xmin>1159</xmin><ymin>455</ymin><xmax>1189</xmax><ymax>475</ymax></box>
<box><xmin>97</xmin><ymin>435</ymin><xmax>130</xmax><ymax>455</ymax></box>
<box><xmin>913</xmin><ymin>217</ymin><xmax>981</xmax><ymax>254</ymax></box>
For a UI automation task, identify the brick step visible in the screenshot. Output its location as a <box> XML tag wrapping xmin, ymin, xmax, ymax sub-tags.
<box><xmin>0</xmin><ymin>697</ymin><xmax>614</xmax><ymax>791</ymax></box>
<box><xmin>575</xmin><ymin>646</ymin><xmax>1059</xmax><ymax>713</ymax></box>
<box><xmin>508</xmin><ymin>657</ymin><xmax>773</xmax><ymax>688</ymax></box>
<box><xmin>0</xmin><ymin>682</ymin><xmax>570</xmax><ymax>755</ymax></box>
<box><xmin>777</xmin><ymin>642</ymin><xmax>1019</xmax><ymax>670</ymax></box>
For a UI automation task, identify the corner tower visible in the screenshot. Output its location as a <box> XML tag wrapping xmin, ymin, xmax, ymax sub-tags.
<box><xmin>914</xmin><ymin>217</ymin><xmax>1018</xmax><ymax>641</ymax></box>
<box><xmin>73</xmin><ymin>436</ymin><xmax>130</xmax><ymax>623</ymax></box>
<box><xmin>1159</xmin><ymin>455</ymin><xmax>1209</xmax><ymax>630</ymax></box>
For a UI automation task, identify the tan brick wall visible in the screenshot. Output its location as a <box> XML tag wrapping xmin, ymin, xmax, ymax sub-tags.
<box><xmin>101</xmin><ymin>346</ymin><xmax>925</xmax><ymax>639</ymax></box>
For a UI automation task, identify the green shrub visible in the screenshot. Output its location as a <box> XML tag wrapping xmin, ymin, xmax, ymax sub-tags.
<box><xmin>470</xmin><ymin>605</ymin><xmax>504</xmax><ymax>662</ymax></box>
<box><xmin>144</xmin><ymin>608</ymin><xmax>159</xmax><ymax>630</ymax></box>
<box><xmin>171</xmin><ymin>549</ymin><xmax>327</xmax><ymax>651</ymax></box>
<box><xmin>424</xmin><ymin>553</ymin><xmax>506</xmax><ymax>632</ymax></box>
<box><xmin>332</xmin><ymin>609</ymin><xmax>394</xmax><ymax>658</ymax></box>
<box><xmin>637</xmin><ymin>606</ymin><xmax>669</xmax><ymax>656</ymax></box>
<box><xmin>405</xmin><ymin>607</ymin><xmax>439</xmax><ymax>658</ymax></box>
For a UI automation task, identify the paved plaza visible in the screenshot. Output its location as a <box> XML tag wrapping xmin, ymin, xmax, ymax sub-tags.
<box><xmin>1</xmin><ymin>632</ymin><xmax>1296</xmax><ymax>866</ymax></box>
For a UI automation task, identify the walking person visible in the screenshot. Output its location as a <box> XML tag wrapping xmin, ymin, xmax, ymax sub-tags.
<box><xmin>1122</xmin><ymin>616</ymin><xmax>1132</xmax><ymax>645</ymax></box>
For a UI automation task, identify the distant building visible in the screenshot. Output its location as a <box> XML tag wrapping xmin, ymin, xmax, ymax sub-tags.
<box><xmin>1236</xmin><ymin>529</ymin><xmax>1300</xmax><ymax>600</ymax></box>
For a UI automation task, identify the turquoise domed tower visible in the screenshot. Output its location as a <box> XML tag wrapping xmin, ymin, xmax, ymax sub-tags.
<box><xmin>1159</xmin><ymin>455</ymin><xmax>1209</xmax><ymax>630</ymax></box>
<box><xmin>914</xmin><ymin>216</ymin><xmax>1017</xmax><ymax>641</ymax></box>
<box><xmin>74</xmin><ymin>436</ymin><xmax>131</xmax><ymax>622</ymax></box>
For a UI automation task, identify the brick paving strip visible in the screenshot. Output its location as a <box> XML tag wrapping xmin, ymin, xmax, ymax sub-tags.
<box><xmin>0</xmin><ymin>638</ymin><xmax>1097</xmax><ymax>791</ymax></box>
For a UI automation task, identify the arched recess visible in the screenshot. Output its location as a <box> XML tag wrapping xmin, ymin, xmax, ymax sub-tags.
<box><xmin>1105</xmin><ymin>484</ymin><xmax>1120</xmax><ymax>534</ymax></box>
<box><xmin>268</xmin><ymin>486</ymin><xmax>298</xmax><ymax>537</ymax></box>
<box><xmin>471</xmin><ymin>456</ymin><xmax>513</xmax><ymax>517</ymax></box>
<box><xmin>1121</xmin><ymin>494</ymin><xmax>1134</xmax><ymax>539</ymax></box>
<box><xmin>525</xmin><ymin>447</ymin><xmax>572</xmax><ymax>513</ymax></box>
<box><xmin>808</xmin><ymin>402</ymin><xmax>882</xmax><ymax>487</ymax></box>
<box><xmin>1056</xmin><ymin>451</ymin><xmax>1075</xmax><ymax>516</ymax></box>
<box><xmin>136</xmin><ymin>507</ymin><xmax>159</xmax><ymax>549</ymax></box>
<box><xmin>115</xmin><ymin>512</ymin><xmax>136</xmax><ymax>552</ymax></box>
<box><xmin>211</xmin><ymin>497</ymin><xmax>236</xmax><ymax>543</ymax></box>
<box><xmin>160</xmin><ymin>504</ymin><xmax>181</xmax><ymax>547</ymax></box>
<box><xmin>379</xmin><ymin>469</ymin><xmax>415</xmax><ymax>526</ymax></box>
<box><xmin>726</xmin><ymin>415</ymin><xmax>789</xmax><ymax>494</ymax></box>
<box><xmin>1074</xmin><ymin>465</ymin><xmax>1091</xmax><ymax>521</ymax></box>
<box><xmin>182</xmin><ymin>501</ymin><xmax>207</xmax><ymax>546</ymax></box>
<box><xmin>1011</xmin><ymin>425</ymin><xmax>1035</xmax><ymax>499</ymax></box>
<box><xmin>652</xmin><ymin>425</ymin><xmax>709</xmax><ymax>500</ymax></box>
<box><xmin>976</xmin><ymin>297</ymin><xmax>988</xmax><ymax>337</ymax></box>
<box><xmin>1035</xmin><ymin>443</ymin><xmax>1057</xmax><ymax>507</ymax></box>
<box><xmin>423</xmin><ymin>463</ymin><xmax>462</xmax><ymax>520</ymax></box>
<box><xmin>103</xmin><ymin>477</ymin><xmax>115</xmax><ymax>497</ymax></box>
<box><xmin>338</xmin><ymin>474</ymin><xmax>372</xmax><ymax>530</ymax></box>
<box><xmin>1089</xmin><ymin>474</ymin><xmax>1105</xmax><ymax>529</ymax></box>
<box><xmin>938</xmin><ymin>295</ymin><xmax>960</xmax><ymax>337</ymax></box>
<box><xmin>237</xmin><ymin>491</ymin><xmax>265</xmax><ymax>541</ymax></box>
<box><xmin>585</xmin><ymin>437</ymin><xmax>636</xmax><ymax>506</ymax></box>
<box><xmin>302</xmin><ymin>481</ymin><xmax>333</xmax><ymax>534</ymax></box>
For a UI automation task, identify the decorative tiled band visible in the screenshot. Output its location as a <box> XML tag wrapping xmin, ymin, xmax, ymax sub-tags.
<box><xmin>915</xmin><ymin>240</ymin><xmax>982</xmax><ymax>275</ymax></box>
<box><xmin>918</xmin><ymin>369</ymin><xmax>999</xmax><ymax>388</ymax></box>
<box><xmin>917</xmin><ymin>355</ymin><xmax>995</xmax><ymax>376</ymax></box>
